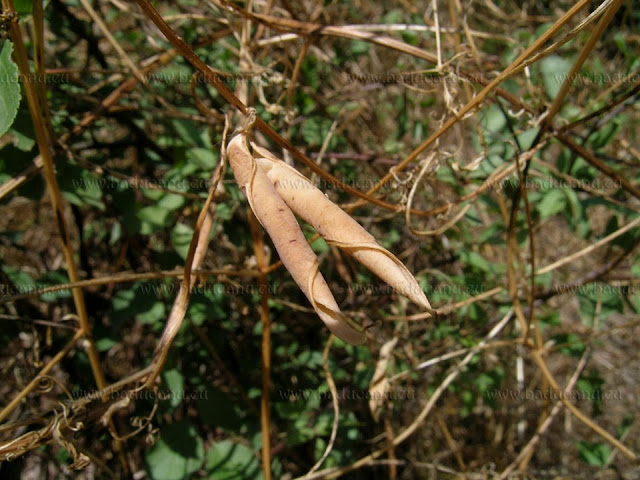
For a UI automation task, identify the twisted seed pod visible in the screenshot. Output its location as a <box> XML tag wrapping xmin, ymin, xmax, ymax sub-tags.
<box><xmin>227</xmin><ymin>134</ymin><xmax>366</xmax><ymax>345</ymax></box>
<box><xmin>253</xmin><ymin>152</ymin><xmax>433</xmax><ymax>313</ymax></box>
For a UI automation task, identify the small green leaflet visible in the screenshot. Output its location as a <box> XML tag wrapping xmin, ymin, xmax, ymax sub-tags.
<box><xmin>0</xmin><ymin>40</ymin><xmax>21</xmax><ymax>138</ymax></box>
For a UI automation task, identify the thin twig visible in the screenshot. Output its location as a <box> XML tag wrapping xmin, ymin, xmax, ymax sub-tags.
<box><xmin>143</xmin><ymin>119</ymin><xmax>229</xmax><ymax>388</ymax></box>
<box><xmin>0</xmin><ymin>329</ymin><xmax>84</xmax><ymax>423</ymax></box>
<box><xmin>2</xmin><ymin>0</ymin><xmax>110</xmax><ymax>425</ymax></box>
<box><xmin>249</xmin><ymin>202</ymin><xmax>273</xmax><ymax>480</ymax></box>
<box><xmin>304</xmin><ymin>336</ymin><xmax>340</xmax><ymax>477</ymax></box>
<box><xmin>299</xmin><ymin>310</ymin><xmax>515</xmax><ymax>480</ymax></box>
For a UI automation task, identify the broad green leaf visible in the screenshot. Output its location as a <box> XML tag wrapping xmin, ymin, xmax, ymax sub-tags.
<box><xmin>1</xmin><ymin>266</ymin><xmax>70</xmax><ymax>302</ymax></box>
<box><xmin>553</xmin><ymin>333</ymin><xmax>585</xmax><ymax>357</ymax></box>
<box><xmin>378</xmin><ymin>228</ymin><xmax>401</xmax><ymax>249</ymax></box>
<box><xmin>146</xmin><ymin>421</ymin><xmax>204</xmax><ymax>480</ymax></box>
<box><xmin>517</xmin><ymin>127</ymin><xmax>539</xmax><ymax>150</ymax></box>
<box><xmin>188</xmin><ymin>290</ymin><xmax>227</xmax><ymax>326</ymax></box>
<box><xmin>540</xmin><ymin>55</ymin><xmax>572</xmax><ymax>98</ymax></box>
<box><xmin>589</xmin><ymin>119</ymin><xmax>621</xmax><ymax>150</ymax></box>
<box><xmin>577</xmin><ymin>441</ymin><xmax>611</xmax><ymax>467</ymax></box>
<box><xmin>537</xmin><ymin>189</ymin><xmax>566</xmax><ymax>220</ymax></box>
<box><xmin>577</xmin><ymin>283</ymin><xmax>623</xmax><ymax>325</ymax></box>
<box><xmin>205</xmin><ymin>440</ymin><xmax>262</xmax><ymax>480</ymax></box>
<box><xmin>136</xmin><ymin>206</ymin><xmax>173</xmax><ymax>227</ymax></box>
<box><xmin>216</xmin><ymin>202</ymin><xmax>233</xmax><ymax>221</ymax></box>
<box><xmin>0</xmin><ymin>41</ymin><xmax>21</xmax><ymax>138</ymax></box>
<box><xmin>577</xmin><ymin>370</ymin><xmax>604</xmax><ymax>415</ymax></box>
<box><xmin>136</xmin><ymin>301</ymin><xmax>166</xmax><ymax>326</ymax></box>
<box><xmin>564</xmin><ymin>188</ymin><xmax>588</xmax><ymax>237</ymax></box>
<box><xmin>382</xmin><ymin>9</ymin><xmax>403</xmax><ymax>24</ymax></box>
<box><xmin>350</xmin><ymin>40</ymin><xmax>370</xmax><ymax>55</ymax></box>
<box><xmin>302</xmin><ymin>116</ymin><xmax>331</xmax><ymax>147</ymax></box>
<box><xmin>162</xmin><ymin>369</ymin><xmax>184</xmax><ymax>408</ymax></box>
<box><xmin>187</xmin><ymin>147</ymin><xmax>217</xmax><ymax>170</ymax></box>
<box><xmin>158</xmin><ymin>193</ymin><xmax>187</xmax><ymax>210</ymax></box>
<box><xmin>481</xmin><ymin>103</ymin><xmax>506</xmax><ymax>133</ymax></box>
<box><xmin>613</xmin><ymin>32</ymin><xmax>630</xmax><ymax>59</ymax></box>
<box><xmin>170</xmin><ymin>222</ymin><xmax>193</xmax><ymax>260</ymax></box>
<box><xmin>2</xmin><ymin>265</ymin><xmax>35</xmax><ymax>296</ymax></box>
<box><xmin>461</xmin><ymin>251</ymin><xmax>492</xmax><ymax>273</ymax></box>
<box><xmin>112</xmin><ymin>283</ymin><xmax>169</xmax><ymax>328</ymax></box>
<box><xmin>95</xmin><ymin>337</ymin><xmax>118</xmax><ymax>352</ymax></box>
<box><xmin>58</xmin><ymin>164</ymin><xmax>105</xmax><ymax>211</ymax></box>
<box><xmin>37</xmin><ymin>270</ymin><xmax>71</xmax><ymax>302</ymax></box>
<box><xmin>13</xmin><ymin>0</ymin><xmax>33</xmax><ymax>15</ymax></box>
<box><xmin>310</xmin><ymin>236</ymin><xmax>329</xmax><ymax>254</ymax></box>
<box><xmin>171</xmin><ymin>118</ymin><xmax>210</xmax><ymax>148</ymax></box>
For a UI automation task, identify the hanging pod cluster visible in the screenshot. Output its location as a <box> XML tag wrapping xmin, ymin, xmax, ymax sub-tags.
<box><xmin>227</xmin><ymin>111</ymin><xmax>434</xmax><ymax>345</ymax></box>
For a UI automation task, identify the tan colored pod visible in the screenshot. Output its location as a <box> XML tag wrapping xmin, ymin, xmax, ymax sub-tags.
<box><xmin>227</xmin><ymin>134</ymin><xmax>366</xmax><ymax>345</ymax></box>
<box><xmin>254</xmin><ymin>154</ymin><xmax>433</xmax><ymax>313</ymax></box>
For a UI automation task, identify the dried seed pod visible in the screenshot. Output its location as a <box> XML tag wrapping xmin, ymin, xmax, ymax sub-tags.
<box><xmin>227</xmin><ymin>134</ymin><xmax>366</xmax><ymax>345</ymax></box>
<box><xmin>254</xmin><ymin>153</ymin><xmax>433</xmax><ymax>313</ymax></box>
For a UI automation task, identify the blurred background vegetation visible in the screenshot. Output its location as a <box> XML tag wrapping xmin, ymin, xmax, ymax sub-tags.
<box><xmin>0</xmin><ymin>0</ymin><xmax>639</xmax><ymax>478</ymax></box>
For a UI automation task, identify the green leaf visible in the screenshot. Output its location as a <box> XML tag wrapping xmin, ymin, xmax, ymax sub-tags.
<box><xmin>604</xmin><ymin>215</ymin><xmax>639</xmax><ymax>250</ymax></box>
<box><xmin>171</xmin><ymin>118</ymin><xmax>210</xmax><ymax>148</ymax></box>
<box><xmin>537</xmin><ymin>189</ymin><xmax>566</xmax><ymax>220</ymax></box>
<box><xmin>205</xmin><ymin>440</ymin><xmax>262</xmax><ymax>480</ymax></box>
<box><xmin>563</xmin><ymin>188</ymin><xmax>588</xmax><ymax>237</ymax></box>
<box><xmin>461</xmin><ymin>251</ymin><xmax>492</xmax><ymax>273</ymax></box>
<box><xmin>349</xmin><ymin>40</ymin><xmax>370</xmax><ymax>56</ymax></box>
<box><xmin>517</xmin><ymin>128</ymin><xmax>539</xmax><ymax>150</ymax></box>
<box><xmin>146</xmin><ymin>421</ymin><xmax>205</xmax><ymax>480</ymax></box>
<box><xmin>187</xmin><ymin>148</ymin><xmax>217</xmax><ymax>170</ymax></box>
<box><xmin>577</xmin><ymin>441</ymin><xmax>611</xmax><ymax>467</ymax></box>
<box><xmin>577</xmin><ymin>370</ymin><xmax>605</xmax><ymax>415</ymax></box>
<box><xmin>13</xmin><ymin>0</ymin><xmax>33</xmax><ymax>16</ymax></box>
<box><xmin>540</xmin><ymin>55</ymin><xmax>572</xmax><ymax>99</ymax></box>
<box><xmin>96</xmin><ymin>337</ymin><xmax>118</xmax><ymax>352</ymax></box>
<box><xmin>58</xmin><ymin>164</ymin><xmax>105</xmax><ymax>211</ymax></box>
<box><xmin>159</xmin><ymin>193</ymin><xmax>187</xmax><ymax>210</ymax></box>
<box><xmin>0</xmin><ymin>41</ymin><xmax>21</xmax><ymax>138</ymax></box>
<box><xmin>302</xmin><ymin>116</ymin><xmax>331</xmax><ymax>147</ymax></box>
<box><xmin>136</xmin><ymin>301</ymin><xmax>166</xmax><ymax>326</ymax></box>
<box><xmin>143</xmin><ymin>191</ymin><xmax>187</xmax><ymax>210</ymax></box>
<box><xmin>378</xmin><ymin>228</ymin><xmax>401</xmax><ymax>249</ymax></box>
<box><xmin>112</xmin><ymin>282</ymin><xmax>170</xmax><ymax>329</ymax></box>
<box><xmin>310</xmin><ymin>236</ymin><xmax>329</xmax><ymax>254</ymax></box>
<box><xmin>36</xmin><ymin>270</ymin><xmax>72</xmax><ymax>302</ymax></box>
<box><xmin>577</xmin><ymin>283</ymin><xmax>623</xmax><ymax>324</ymax></box>
<box><xmin>382</xmin><ymin>9</ymin><xmax>403</xmax><ymax>24</ymax></box>
<box><xmin>188</xmin><ymin>290</ymin><xmax>227</xmax><ymax>326</ymax></box>
<box><xmin>136</xmin><ymin>206</ymin><xmax>173</xmax><ymax>228</ymax></box>
<box><xmin>215</xmin><ymin>202</ymin><xmax>233</xmax><ymax>221</ymax></box>
<box><xmin>171</xmin><ymin>223</ymin><xmax>193</xmax><ymax>260</ymax></box>
<box><xmin>589</xmin><ymin>119</ymin><xmax>621</xmax><ymax>150</ymax></box>
<box><xmin>554</xmin><ymin>333</ymin><xmax>585</xmax><ymax>357</ymax></box>
<box><xmin>613</xmin><ymin>31</ymin><xmax>630</xmax><ymax>60</ymax></box>
<box><xmin>2</xmin><ymin>265</ymin><xmax>35</xmax><ymax>295</ymax></box>
<box><xmin>162</xmin><ymin>369</ymin><xmax>184</xmax><ymax>408</ymax></box>
<box><xmin>481</xmin><ymin>103</ymin><xmax>506</xmax><ymax>133</ymax></box>
<box><xmin>1</xmin><ymin>266</ymin><xmax>71</xmax><ymax>302</ymax></box>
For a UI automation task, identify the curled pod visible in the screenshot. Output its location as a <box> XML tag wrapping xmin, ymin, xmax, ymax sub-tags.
<box><xmin>254</xmin><ymin>153</ymin><xmax>433</xmax><ymax>313</ymax></box>
<box><xmin>227</xmin><ymin>134</ymin><xmax>366</xmax><ymax>345</ymax></box>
